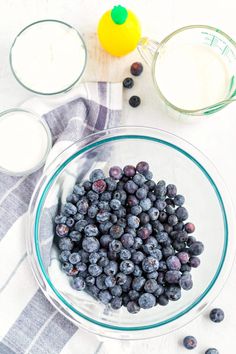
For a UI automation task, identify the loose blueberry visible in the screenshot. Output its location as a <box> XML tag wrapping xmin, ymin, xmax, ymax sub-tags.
<box><xmin>123</xmin><ymin>77</ymin><xmax>134</xmax><ymax>89</ymax></box>
<box><xmin>189</xmin><ymin>241</ymin><xmax>204</xmax><ymax>256</ymax></box>
<box><xmin>131</xmin><ymin>62</ymin><xmax>143</xmax><ymax>76</ymax></box>
<box><xmin>56</xmin><ymin>224</ymin><xmax>69</xmax><ymax>237</ymax></box>
<box><xmin>183</xmin><ymin>336</ymin><xmax>197</xmax><ymax>350</ymax></box>
<box><xmin>209</xmin><ymin>308</ymin><xmax>224</xmax><ymax>323</ymax></box>
<box><xmin>205</xmin><ymin>349</ymin><xmax>219</xmax><ymax>354</ymax></box>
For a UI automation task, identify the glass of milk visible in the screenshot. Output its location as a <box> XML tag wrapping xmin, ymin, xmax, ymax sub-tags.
<box><xmin>138</xmin><ymin>25</ymin><xmax>236</xmax><ymax>119</ymax></box>
<box><xmin>10</xmin><ymin>20</ymin><xmax>87</xmax><ymax>95</ymax></box>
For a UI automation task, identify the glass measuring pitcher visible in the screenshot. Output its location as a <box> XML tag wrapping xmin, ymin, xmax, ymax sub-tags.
<box><xmin>138</xmin><ymin>25</ymin><xmax>236</xmax><ymax>119</ymax></box>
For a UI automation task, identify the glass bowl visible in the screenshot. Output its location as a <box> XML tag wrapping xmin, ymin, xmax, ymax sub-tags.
<box><xmin>10</xmin><ymin>19</ymin><xmax>87</xmax><ymax>95</ymax></box>
<box><xmin>27</xmin><ymin>126</ymin><xmax>236</xmax><ymax>340</ymax></box>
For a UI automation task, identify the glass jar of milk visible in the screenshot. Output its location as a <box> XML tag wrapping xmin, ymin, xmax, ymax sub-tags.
<box><xmin>10</xmin><ymin>20</ymin><xmax>87</xmax><ymax>95</ymax></box>
<box><xmin>138</xmin><ymin>25</ymin><xmax>236</xmax><ymax>120</ymax></box>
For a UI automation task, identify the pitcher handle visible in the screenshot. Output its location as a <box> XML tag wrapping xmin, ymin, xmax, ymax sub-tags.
<box><xmin>138</xmin><ymin>37</ymin><xmax>160</xmax><ymax>67</ymax></box>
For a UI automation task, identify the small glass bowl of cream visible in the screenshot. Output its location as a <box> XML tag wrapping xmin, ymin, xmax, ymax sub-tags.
<box><xmin>10</xmin><ymin>19</ymin><xmax>87</xmax><ymax>95</ymax></box>
<box><xmin>0</xmin><ymin>109</ymin><xmax>52</xmax><ymax>176</ymax></box>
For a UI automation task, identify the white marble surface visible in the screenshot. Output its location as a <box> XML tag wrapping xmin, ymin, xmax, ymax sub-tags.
<box><xmin>1</xmin><ymin>1</ymin><xmax>236</xmax><ymax>353</ymax></box>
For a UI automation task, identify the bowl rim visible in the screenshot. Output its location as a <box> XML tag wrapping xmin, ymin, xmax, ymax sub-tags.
<box><xmin>9</xmin><ymin>19</ymin><xmax>87</xmax><ymax>95</ymax></box>
<box><xmin>30</xmin><ymin>127</ymin><xmax>229</xmax><ymax>332</ymax></box>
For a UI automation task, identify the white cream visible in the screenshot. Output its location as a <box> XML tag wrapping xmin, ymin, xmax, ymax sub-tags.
<box><xmin>11</xmin><ymin>21</ymin><xmax>86</xmax><ymax>94</ymax></box>
<box><xmin>155</xmin><ymin>43</ymin><xmax>230</xmax><ymax>110</ymax></box>
<box><xmin>0</xmin><ymin>111</ymin><xmax>50</xmax><ymax>174</ymax></box>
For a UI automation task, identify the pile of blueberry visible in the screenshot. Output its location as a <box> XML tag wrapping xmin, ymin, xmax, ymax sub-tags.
<box><xmin>55</xmin><ymin>161</ymin><xmax>204</xmax><ymax>314</ymax></box>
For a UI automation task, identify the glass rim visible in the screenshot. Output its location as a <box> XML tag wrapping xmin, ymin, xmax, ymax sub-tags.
<box><xmin>152</xmin><ymin>24</ymin><xmax>236</xmax><ymax>115</ymax></box>
<box><xmin>9</xmin><ymin>19</ymin><xmax>87</xmax><ymax>96</ymax></box>
<box><xmin>32</xmin><ymin>127</ymin><xmax>229</xmax><ymax>332</ymax></box>
<box><xmin>0</xmin><ymin>108</ymin><xmax>52</xmax><ymax>176</ymax></box>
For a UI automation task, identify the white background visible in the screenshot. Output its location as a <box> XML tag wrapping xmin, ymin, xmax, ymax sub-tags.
<box><xmin>0</xmin><ymin>1</ymin><xmax>236</xmax><ymax>353</ymax></box>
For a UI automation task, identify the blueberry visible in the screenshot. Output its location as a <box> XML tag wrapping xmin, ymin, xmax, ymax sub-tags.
<box><xmin>77</xmin><ymin>199</ymin><xmax>89</xmax><ymax>214</ymax></box>
<box><xmin>138</xmin><ymin>293</ymin><xmax>156</xmax><ymax>309</ymax></box>
<box><xmin>78</xmin><ymin>250</ymin><xmax>89</xmax><ymax>263</ymax></box>
<box><xmin>73</xmin><ymin>185</ymin><xmax>85</xmax><ymax>197</ymax></box>
<box><xmin>144</xmin><ymin>279</ymin><xmax>158</xmax><ymax>293</ymax></box>
<box><xmin>117</xmin><ymin>218</ymin><xmax>126</xmax><ymax>228</ymax></box>
<box><xmin>111</xmin><ymin>284</ymin><xmax>122</xmax><ymax>297</ymax></box>
<box><xmin>165</xmin><ymin>285</ymin><xmax>181</xmax><ymax>301</ymax></box>
<box><xmin>110</xmin><ymin>214</ymin><xmax>118</xmax><ymax>224</ymax></box>
<box><xmin>89</xmin><ymin>252</ymin><xmax>100</xmax><ymax>264</ymax></box>
<box><xmin>55</xmin><ymin>214</ymin><xmax>67</xmax><ymax>224</ymax></box>
<box><xmin>132</xmin><ymin>276</ymin><xmax>146</xmax><ymax>291</ymax></box>
<box><xmin>173</xmin><ymin>240</ymin><xmax>186</xmax><ymax>251</ymax></box>
<box><xmin>87</xmin><ymin>284</ymin><xmax>100</xmax><ymax>298</ymax></box>
<box><xmin>165</xmin><ymin>205</ymin><xmax>175</xmax><ymax>216</ymax></box>
<box><xmin>87</xmin><ymin>205</ymin><xmax>98</xmax><ymax>219</ymax></box>
<box><xmin>123</xmin><ymin>76</ymin><xmax>134</xmax><ymax>89</ymax></box>
<box><xmin>166</xmin><ymin>256</ymin><xmax>181</xmax><ymax>271</ymax></box>
<box><xmin>123</xmin><ymin>165</ymin><xmax>136</xmax><ymax>177</ymax></box>
<box><xmin>176</xmin><ymin>230</ymin><xmax>188</xmax><ymax>243</ymax></box>
<box><xmin>76</xmin><ymin>262</ymin><xmax>87</xmax><ymax>272</ymax></box>
<box><xmin>127</xmin><ymin>195</ymin><xmax>139</xmax><ymax>207</ymax></box>
<box><xmin>142</xmin><ymin>256</ymin><xmax>159</xmax><ymax>273</ymax></box>
<box><xmin>167</xmin><ymin>214</ymin><xmax>178</xmax><ymax>226</ymax></box>
<box><xmin>133</xmin><ymin>237</ymin><xmax>143</xmax><ymax>250</ymax></box>
<box><xmin>99</xmin><ymin>290</ymin><xmax>112</xmax><ymax>305</ymax></box>
<box><xmin>56</xmin><ymin>224</ymin><xmax>69</xmax><ymax>237</ymax></box>
<box><xmin>84</xmin><ymin>224</ymin><xmax>99</xmax><ymax>237</ymax></box>
<box><xmin>120</xmin><ymin>260</ymin><xmax>134</xmax><ymax>275</ymax></box>
<box><xmin>205</xmin><ymin>349</ymin><xmax>219</xmax><ymax>354</ymax></box>
<box><xmin>73</xmin><ymin>277</ymin><xmax>85</xmax><ymax>291</ymax></box>
<box><xmin>189</xmin><ymin>241</ymin><xmax>204</xmax><ymax>256</ymax></box>
<box><xmin>100</xmin><ymin>191</ymin><xmax>112</xmax><ymax>202</ymax></box>
<box><xmin>162</xmin><ymin>246</ymin><xmax>174</xmax><ymax>259</ymax></box>
<box><xmin>185</xmin><ymin>222</ymin><xmax>195</xmax><ymax>233</ymax></box>
<box><xmin>155</xmin><ymin>180</ymin><xmax>166</xmax><ymax>197</ymax></box>
<box><xmin>146</xmin><ymin>271</ymin><xmax>158</xmax><ymax>280</ymax></box>
<box><xmin>157</xmin><ymin>294</ymin><xmax>169</xmax><ymax>306</ymax></box>
<box><xmin>137</xmin><ymin>226</ymin><xmax>150</xmax><ymax>240</ymax></box>
<box><xmin>165</xmin><ymin>270</ymin><xmax>181</xmax><ymax>284</ymax></box>
<box><xmin>92</xmin><ymin>179</ymin><xmax>107</xmax><ymax>194</ymax></box>
<box><xmin>83</xmin><ymin>180</ymin><xmax>92</xmax><ymax>191</ymax></box>
<box><xmin>64</xmin><ymin>202</ymin><xmax>77</xmax><ymax>216</ymax></box>
<box><xmin>104</xmin><ymin>261</ymin><xmax>118</xmax><ymax>276</ymax></box>
<box><xmin>158</xmin><ymin>260</ymin><xmax>167</xmax><ymax>272</ymax></box>
<box><xmin>99</xmin><ymin>221</ymin><xmax>113</xmax><ymax>234</ymax></box>
<box><xmin>133</xmin><ymin>265</ymin><xmax>142</xmax><ymax>277</ymax></box>
<box><xmin>98</xmin><ymin>256</ymin><xmax>109</xmax><ymax>268</ymax></box>
<box><xmin>109</xmin><ymin>240</ymin><xmax>122</xmax><ymax>253</ymax></box>
<box><xmin>131</xmin><ymin>62</ymin><xmax>143</xmax><ymax>76</ymax></box>
<box><xmin>85</xmin><ymin>275</ymin><xmax>95</xmax><ymax>286</ymax></box>
<box><xmin>154</xmin><ymin>284</ymin><xmax>164</xmax><ymax>297</ymax></box>
<box><xmin>155</xmin><ymin>200</ymin><xmax>167</xmax><ymax>211</ymax></box>
<box><xmin>158</xmin><ymin>211</ymin><xmax>167</xmax><ymax>223</ymax></box>
<box><xmin>147</xmin><ymin>192</ymin><xmax>156</xmax><ymax>202</ymax></box>
<box><xmin>89</xmin><ymin>169</ymin><xmax>105</xmax><ymax>182</ymax></box>
<box><xmin>82</xmin><ymin>237</ymin><xmax>99</xmax><ymax>253</ymax></box>
<box><xmin>100</xmin><ymin>234</ymin><xmax>112</xmax><ymax>248</ymax></box>
<box><xmin>139</xmin><ymin>198</ymin><xmax>152</xmax><ymax>211</ymax></box>
<box><xmin>104</xmin><ymin>275</ymin><xmax>116</xmax><ymax>288</ymax></box>
<box><xmin>133</xmin><ymin>173</ymin><xmax>146</xmax><ymax>186</ymax></box>
<box><xmin>183</xmin><ymin>336</ymin><xmax>197</xmax><ymax>350</ymax></box>
<box><xmin>174</xmin><ymin>194</ymin><xmax>185</xmax><ymax>206</ymax></box>
<box><xmin>66</xmin><ymin>217</ymin><xmax>75</xmax><ymax>228</ymax></box>
<box><xmin>166</xmin><ymin>184</ymin><xmax>177</xmax><ymax>198</ymax></box>
<box><xmin>180</xmin><ymin>272</ymin><xmax>193</xmax><ymax>290</ymax></box>
<box><xmin>111</xmin><ymin>296</ymin><xmax>122</xmax><ymax>310</ymax></box>
<box><xmin>156</xmin><ymin>231</ymin><xmax>168</xmax><ymax>243</ymax></box>
<box><xmin>66</xmin><ymin>193</ymin><xmax>79</xmax><ymax>204</ymax></box>
<box><xmin>69</xmin><ymin>252</ymin><xmax>81</xmax><ymax>265</ymax></box>
<box><xmin>116</xmin><ymin>272</ymin><xmax>127</xmax><ymax>286</ymax></box>
<box><xmin>177</xmin><ymin>252</ymin><xmax>190</xmax><ymax>264</ymax></box>
<box><xmin>88</xmin><ymin>264</ymin><xmax>102</xmax><ymax>277</ymax></box>
<box><xmin>131</xmin><ymin>205</ymin><xmax>142</xmax><ymax>216</ymax></box>
<box><xmin>87</xmin><ymin>190</ymin><xmax>99</xmax><ymax>202</ymax></box>
<box><xmin>136</xmin><ymin>187</ymin><xmax>148</xmax><ymax>200</ymax></box>
<box><xmin>59</xmin><ymin>250</ymin><xmax>71</xmax><ymax>263</ymax></box>
<box><xmin>189</xmin><ymin>256</ymin><xmax>200</xmax><ymax>268</ymax></box>
<box><xmin>110</xmin><ymin>199</ymin><xmax>121</xmax><ymax>211</ymax></box>
<box><xmin>127</xmin><ymin>215</ymin><xmax>140</xmax><ymax>229</ymax></box>
<box><xmin>187</xmin><ymin>236</ymin><xmax>196</xmax><ymax>246</ymax></box>
<box><xmin>96</xmin><ymin>274</ymin><xmax>108</xmax><ymax>290</ymax></box>
<box><xmin>124</xmin><ymin>180</ymin><xmax>138</xmax><ymax>194</ymax></box>
<box><xmin>181</xmin><ymin>264</ymin><xmax>191</xmax><ymax>272</ymax></box>
<box><xmin>120</xmin><ymin>248</ymin><xmax>132</xmax><ymax>260</ymax></box>
<box><xmin>148</xmin><ymin>207</ymin><xmax>159</xmax><ymax>221</ymax></box>
<box><xmin>132</xmin><ymin>251</ymin><xmax>145</xmax><ymax>264</ymax></box>
<box><xmin>127</xmin><ymin>301</ymin><xmax>140</xmax><ymax>314</ymax></box>
<box><xmin>209</xmin><ymin>308</ymin><xmax>224</xmax><ymax>323</ymax></box>
<box><xmin>114</xmin><ymin>207</ymin><xmax>126</xmax><ymax>218</ymax></box>
<box><xmin>58</xmin><ymin>237</ymin><xmax>74</xmax><ymax>251</ymax></box>
<box><xmin>107</xmin><ymin>250</ymin><xmax>119</xmax><ymax>261</ymax></box>
<box><xmin>176</xmin><ymin>206</ymin><xmax>188</xmax><ymax>221</ymax></box>
<box><xmin>121</xmin><ymin>275</ymin><xmax>132</xmax><ymax>292</ymax></box>
<box><xmin>105</xmin><ymin>177</ymin><xmax>117</xmax><ymax>191</ymax></box>
<box><xmin>152</xmin><ymin>220</ymin><xmax>164</xmax><ymax>232</ymax></box>
<box><xmin>96</xmin><ymin>210</ymin><xmax>110</xmax><ymax>223</ymax></box>
<box><xmin>128</xmin><ymin>290</ymin><xmax>140</xmax><ymax>301</ymax></box>
<box><xmin>109</xmin><ymin>166</ymin><xmax>123</xmax><ymax>180</ymax></box>
<box><xmin>62</xmin><ymin>262</ymin><xmax>76</xmax><ymax>275</ymax></box>
<box><xmin>174</xmin><ymin>222</ymin><xmax>184</xmax><ymax>231</ymax></box>
<box><xmin>110</xmin><ymin>225</ymin><xmax>124</xmax><ymax>239</ymax></box>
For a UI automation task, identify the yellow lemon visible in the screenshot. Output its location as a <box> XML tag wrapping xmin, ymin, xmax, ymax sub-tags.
<box><xmin>97</xmin><ymin>5</ymin><xmax>141</xmax><ymax>57</ymax></box>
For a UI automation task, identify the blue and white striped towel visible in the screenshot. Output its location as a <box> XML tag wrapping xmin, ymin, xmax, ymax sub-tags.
<box><xmin>0</xmin><ymin>82</ymin><xmax>122</xmax><ymax>354</ymax></box>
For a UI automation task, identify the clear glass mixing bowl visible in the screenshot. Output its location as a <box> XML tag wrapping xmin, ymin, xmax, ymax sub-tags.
<box><xmin>27</xmin><ymin>127</ymin><xmax>236</xmax><ymax>340</ymax></box>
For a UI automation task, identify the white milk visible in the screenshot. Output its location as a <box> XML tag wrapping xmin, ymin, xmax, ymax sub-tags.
<box><xmin>0</xmin><ymin>111</ymin><xmax>50</xmax><ymax>174</ymax></box>
<box><xmin>11</xmin><ymin>21</ymin><xmax>86</xmax><ymax>94</ymax></box>
<box><xmin>155</xmin><ymin>43</ymin><xmax>230</xmax><ymax>110</ymax></box>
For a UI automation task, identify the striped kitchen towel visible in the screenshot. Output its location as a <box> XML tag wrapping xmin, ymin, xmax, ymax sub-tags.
<box><xmin>0</xmin><ymin>82</ymin><xmax>122</xmax><ymax>354</ymax></box>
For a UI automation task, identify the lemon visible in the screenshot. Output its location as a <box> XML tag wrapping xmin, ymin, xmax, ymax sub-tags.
<box><xmin>97</xmin><ymin>5</ymin><xmax>141</xmax><ymax>57</ymax></box>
